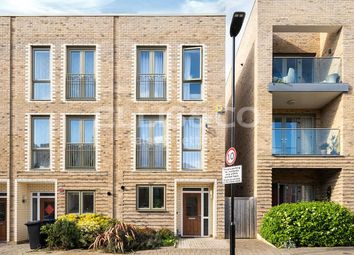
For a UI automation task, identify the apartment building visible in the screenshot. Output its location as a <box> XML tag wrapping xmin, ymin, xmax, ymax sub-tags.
<box><xmin>0</xmin><ymin>14</ymin><xmax>226</xmax><ymax>242</ymax></box>
<box><xmin>229</xmin><ymin>0</ymin><xmax>354</xmax><ymax>228</ymax></box>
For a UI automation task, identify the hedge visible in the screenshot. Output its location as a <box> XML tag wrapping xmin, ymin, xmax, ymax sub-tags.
<box><xmin>260</xmin><ymin>202</ymin><xmax>354</xmax><ymax>248</ymax></box>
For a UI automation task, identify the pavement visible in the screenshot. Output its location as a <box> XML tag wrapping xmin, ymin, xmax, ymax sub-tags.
<box><xmin>0</xmin><ymin>239</ymin><xmax>353</xmax><ymax>255</ymax></box>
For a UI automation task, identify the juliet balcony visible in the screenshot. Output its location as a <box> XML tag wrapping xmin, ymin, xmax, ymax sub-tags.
<box><xmin>272</xmin><ymin>128</ymin><xmax>340</xmax><ymax>156</ymax></box>
<box><xmin>268</xmin><ymin>57</ymin><xmax>348</xmax><ymax>109</ymax></box>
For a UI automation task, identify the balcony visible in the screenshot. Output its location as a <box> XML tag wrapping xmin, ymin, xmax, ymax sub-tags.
<box><xmin>137</xmin><ymin>74</ymin><xmax>166</xmax><ymax>100</ymax></box>
<box><xmin>272</xmin><ymin>57</ymin><xmax>342</xmax><ymax>84</ymax></box>
<box><xmin>272</xmin><ymin>128</ymin><xmax>340</xmax><ymax>156</ymax></box>
<box><xmin>136</xmin><ymin>143</ymin><xmax>166</xmax><ymax>169</ymax></box>
<box><xmin>66</xmin><ymin>74</ymin><xmax>95</xmax><ymax>100</ymax></box>
<box><xmin>268</xmin><ymin>57</ymin><xmax>348</xmax><ymax>109</ymax></box>
<box><xmin>66</xmin><ymin>143</ymin><xmax>95</xmax><ymax>169</ymax></box>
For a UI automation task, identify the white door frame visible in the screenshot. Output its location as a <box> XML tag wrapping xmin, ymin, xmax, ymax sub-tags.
<box><xmin>174</xmin><ymin>179</ymin><xmax>217</xmax><ymax>238</ymax></box>
<box><xmin>30</xmin><ymin>192</ymin><xmax>56</xmax><ymax>221</ymax></box>
<box><xmin>181</xmin><ymin>188</ymin><xmax>210</xmax><ymax>237</ymax></box>
<box><xmin>14</xmin><ymin>179</ymin><xmax>57</xmax><ymax>243</ymax></box>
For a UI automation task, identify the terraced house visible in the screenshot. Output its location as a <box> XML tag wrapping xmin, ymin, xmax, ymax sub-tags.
<box><xmin>231</xmin><ymin>0</ymin><xmax>354</xmax><ymax>228</ymax></box>
<box><xmin>0</xmin><ymin>14</ymin><xmax>226</xmax><ymax>242</ymax></box>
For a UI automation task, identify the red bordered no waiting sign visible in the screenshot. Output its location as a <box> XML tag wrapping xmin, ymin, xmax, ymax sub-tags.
<box><xmin>226</xmin><ymin>147</ymin><xmax>237</xmax><ymax>166</ymax></box>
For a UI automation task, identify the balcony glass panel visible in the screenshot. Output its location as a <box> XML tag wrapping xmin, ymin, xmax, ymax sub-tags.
<box><xmin>272</xmin><ymin>128</ymin><xmax>340</xmax><ymax>156</ymax></box>
<box><xmin>272</xmin><ymin>57</ymin><xmax>342</xmax><ymax>84</ymax></box>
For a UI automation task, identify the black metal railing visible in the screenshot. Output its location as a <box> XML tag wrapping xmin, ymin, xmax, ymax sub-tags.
<box><xmin>66</xmin><ymin>143</ymin><xmax>95</xmax><ymax>169</ymax></box>
<box><xmin>136</xmin><ymin>143</ymin><xmax>166</xmax><ymax>169</ymax></box>
<box><xmin>137</xmin><ymin>74</ymin><xmax>166</xmax><ymax>100</ymax></box>
<box><xmin>66</xmin><ymin>74</ymin><xmax>95</xmax><ymax>100</ymax></box>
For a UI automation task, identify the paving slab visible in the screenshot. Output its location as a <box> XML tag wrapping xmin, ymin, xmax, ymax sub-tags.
<box><xmin>0</xmin><ymin>240</ymin><xmax>353</xmax><ymax>255</ymax></box>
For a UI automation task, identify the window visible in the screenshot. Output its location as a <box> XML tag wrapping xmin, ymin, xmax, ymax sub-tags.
<box><xmin>32</xmin><ymin>47</ymin><xmax>51</xmax><ymax>100</ymax></box>
<box><xmin>66</xmin><ymin>191</ymin><xmax>94</xmax><ymax>214</ymax></box>
<box><xmin>136</xmin><ymin>116</ymin><xmax>166</xmax><ymax>169</ymax></box>
<box><xmin>182</xmin><ymin>47</ymin><xmax>202</xmax><ymax>100</ymax></box>
<box><xmin>66</xmin><ymin>116</ymin><xmax>95</xmax><ymax>169</ymax></box>
<box><xmin>137</xmin><ymin>47</ymin><xmax>166</xmax><ymax>100</ymax></box>
<box><xmin>182</xmin><ymin>116</ymin><xmax>202</xmax><ymax>169</ymax></box>
<box><xmin>32</xmin><ymin>116</ymin><xmax>50</xmax><ymax>169</ymax></box>
<box><xmin>137</xmin><ymin>185</ymin><xmax>165</xmax><ymax>211</ymax></box>
<box><xmin>273</xmin><ymin>183</ymin><xmax>315</xmax><ymax>205</ymax></box>
<box><xmin>67</xmin><ymin>47</ymin><xmax>95</xmax><ymax>100</ymax></box>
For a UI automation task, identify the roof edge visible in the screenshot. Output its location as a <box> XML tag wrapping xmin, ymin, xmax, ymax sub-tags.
<box><xmin>0</xmin><ymin>13</ymin><xmax>226</xmax><ymax>17</ymax></box>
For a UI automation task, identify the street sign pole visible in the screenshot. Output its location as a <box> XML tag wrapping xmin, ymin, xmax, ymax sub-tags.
<box><xmin>230</xmin><ymin>32</ymin><xmax>236</xmax><ymax>255</ymax></box>
<box><xmin>229</xmin><ymin>11</ymin><xmax>245</xmax><ymax>255</ymax></box>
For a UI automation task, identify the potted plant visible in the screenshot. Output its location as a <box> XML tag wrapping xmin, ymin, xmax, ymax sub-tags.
<box><xmin>319</xmin><ymin>143</ymin><xmax>329</xmax><ymax>154</ymax></box>
<box><xmin>329</xmin><ymin>135</ymin><xmax>339</xmax><ymax>155</ymax></box>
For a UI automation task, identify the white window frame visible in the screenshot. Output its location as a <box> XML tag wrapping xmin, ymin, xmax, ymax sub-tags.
<box><xmin>136</xmin><ymin>185</ymin><xmax>166</xmax><ymax>211</ymax></box>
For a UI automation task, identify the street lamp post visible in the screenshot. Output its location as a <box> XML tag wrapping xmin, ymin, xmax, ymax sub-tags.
<box><xmin>229</xmin><ymin>11</ymin><xmax>245</xmax><ymax>255</ymax></box>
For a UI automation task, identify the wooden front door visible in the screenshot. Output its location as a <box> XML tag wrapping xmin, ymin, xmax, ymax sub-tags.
<box><xmin>183</xmin><ymin>193</ymin><xmax>201</xmax><ymax>236</ymax></box>
<box><xmin>0</xmin><ymin>198</ymin><xmax>6</xmax><ymax>241</ymax></box>
<box><xmin>40</xmin><ymin>198</ymin><xmax>55</xmax><ymax>220</ymax></box>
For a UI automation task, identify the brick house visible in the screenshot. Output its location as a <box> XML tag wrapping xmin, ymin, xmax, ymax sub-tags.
<box><xmin>0</xmin><ymin>14</ymin><xmax>226</xmax><ymax>242</ymax></box>
<box><xmin>227</xmin><ymin>0</ymin><xmax>354</xmax><ymax>229</ymax></box>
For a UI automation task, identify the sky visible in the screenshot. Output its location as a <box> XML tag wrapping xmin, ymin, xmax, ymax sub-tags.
<box><xmin>0</xmin><ymin>0</ymin><xmax>255</xmax><ymax>75</ymax></box>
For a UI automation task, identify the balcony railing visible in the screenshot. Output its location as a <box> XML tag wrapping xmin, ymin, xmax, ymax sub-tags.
<box><xmin>272</xmin><ymin>128</ymin><xmax>340</xmax><ymax>156</ymax></box>
<box><xmin>136</xmin><ymin>143</ymin><xmax>166</xmax><ymax>169</ymax></box>
<box><xmin>272</xmin><ymin>57</ymin><xmax>342</xmax><ymax>84</ymax></box>
<box><xmin>137</xmin><ymin>74</ymin><xmax>166</xmax><ymax>100</ymax></box>
<box><xmin>66</xmin><ymin>74</ymin><xmax>95</xmax><ymax>100</ymax></box>
<box><xmin>66</xmin><ymin>143</ymin><xmax>95</xmax><ymax>169</ymax></box>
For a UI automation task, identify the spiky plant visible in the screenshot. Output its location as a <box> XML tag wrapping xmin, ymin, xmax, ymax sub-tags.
<box><xmin>90</xmin><ymin>222</ymin><xmax>137</xmax><ymax>253</ymax></box>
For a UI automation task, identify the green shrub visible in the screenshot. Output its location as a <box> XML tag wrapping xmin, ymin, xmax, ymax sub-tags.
<box><xmin>76</xmin><ymin>214</ymin><xmax>117</xmax><ymax>248</ymax></box>
<box><xmin>41</xmin><ymin>219</ymin><xmax>80</xmax><ymax>250</ymax></box>
<box><xmin>42</xmin><ymin>213</ymin><xmax>116</xmax><ymax>249</ymax></box>
<box><xmin>260</xmin><ymin>202</ymin><xmax>354</xmax><ymax>247</ymax></box>
<box><xmin>156</xmin><ymin>228</ymin><xmax>177</xmax><ymax>246</ymax></box>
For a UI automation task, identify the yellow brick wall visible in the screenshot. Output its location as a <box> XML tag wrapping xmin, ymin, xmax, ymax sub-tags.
<box><xmin>234</xmin><ymin>0</ymin><xmax>354</xmax><ymax>228</ymax></box>
<box><xmin>0</xmin><ymin>15</ymin><xmax>226</xmax><ymax>241</ymax></box>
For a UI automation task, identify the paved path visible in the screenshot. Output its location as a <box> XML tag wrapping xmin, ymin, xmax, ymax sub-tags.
<box><xmin>0</xmin><ymin>239</ymin><xmax>353</xmax><ymax>255</ymax></box>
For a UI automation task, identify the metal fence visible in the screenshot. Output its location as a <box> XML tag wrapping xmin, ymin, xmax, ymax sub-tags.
<box><xmin>137</xmin><ymin>74</ymin><xmax>166</xmax><ymax>100</ymax></box>
<box><xmin>136</xmin><ymin>143</ymin><xmax>166</xmax><ymax>169</ymax></box>
<box><xmin>66</xmin><ymin>74</ymin><xmax>95</xmax><ymax>100</ymax></box>
<box><xmin>66</xmin><ymin>143</ymin><xmax>95</xmax><ymax>169</ymax></box>
<box><xmin>225</xmin><ymin>197</ymin><xmax>256</xmax><ymax>239</ymax></box>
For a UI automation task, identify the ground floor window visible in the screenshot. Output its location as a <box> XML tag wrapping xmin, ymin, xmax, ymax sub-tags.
<box><xmin>272</xmin><ymin>183</ymin><xmax>315</xmax><ymax>206</ymax></box>
<box><xmin>31</xmin><ymin>192</ymin><xmax>55</xmax><ymax>221</ymax></box>
<box><xmin>136</xmin><ymin>185</ymin><xmax>165</xmax><ymax>211</ymax></box>
<box><xmin>66</xmin><ymin>191</ymin><xmax>94</xmax><ymax>214</ymax></box>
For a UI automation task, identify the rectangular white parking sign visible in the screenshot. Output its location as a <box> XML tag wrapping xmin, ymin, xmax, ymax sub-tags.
<box><xmin>222</xmin><ymin>165</ymin><xmax>242</xmax><ymax>185</ymax></box>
